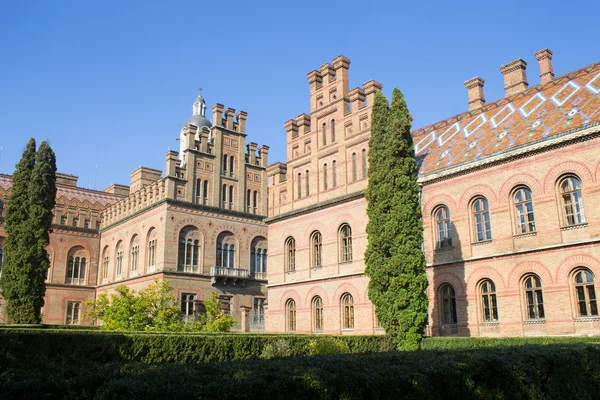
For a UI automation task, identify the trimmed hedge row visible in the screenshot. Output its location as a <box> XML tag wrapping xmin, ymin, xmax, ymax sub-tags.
<box><xmin>422</xmin><ymin>335</ymin><xmax>600</xmax><ymax>350</ymax></box>
<box><xmin>2</xmin><ymin>344</ymin><xmax>600</xmax><ymax>399</ymax></box>
<box><xmin>0</xmin><ymin>330</ymin><xmax>395</xmax><ymax>365</ymax></box>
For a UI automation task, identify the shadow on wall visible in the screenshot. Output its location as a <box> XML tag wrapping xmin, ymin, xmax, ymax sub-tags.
<box><xmin>431</xmin><ymin>222</ymin><xmax>470</xmax><ymax>337</ymax></box>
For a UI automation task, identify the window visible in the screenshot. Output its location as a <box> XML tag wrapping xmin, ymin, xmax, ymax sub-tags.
<box><xmin>440</xmin><ymin>284</ymin><xmax>457</xmax><ymax>325</ymax></box>
<box><xmin>195</xmin><ymin>178</ymin><xmax>201</xmax><ymax>202</ymax></box>
<box><xmin>66</xmin><ymin>302</ymin><xmax>81</xmax><ymax>325</ymax></box>
<box><xmin>84</xmin><ymin>218</ymin><xmax>90</xmax><ymax>229</ymax></box>
<box><xmin>560</xmin><ymin>176</ymin><xmax>585</xmax><ymax>226</ymax></box>
<box><xmin>434</xmin><ymin>206</ymin><xmax>452</xmax><ymax>249</ymax></box>
<box><xmin>178</xmin><ymin>226</ymin><xmax>199</xmax><ymax>273</ymax></box>
<box><xmin>181</xmin><ymin>293</ymin><xmax>196</xmax><ymax>319</ymax></box>
<box><xmin>60</xmin><ymin>215</ymin><xmax>66</xmax><ymax>225</ymax></box>
<box><xmin>202</xmin><ymin>180</ymin><xmax>208</xmax><ymax>205</ymax></box>
<box><xmin>311</xmin><ymin>231</ymin><xmax>322</xmax><ymax>268</ymax></box>
<box><xmin>297</xmin><ymin>173</ymin><xmax>302</xmax><ymax>199</ymax></box>
<box><xmin>66</xmin><ymin>256</ymin><xmax>86</xmax><ymax>285</ymax></box>
<box><xmin>339</xmin><ymin>224</ymin><xmax>352</xmax><ymax>263</ymax></box>
<box><xmin>479</xmin><ymin>280</ymin><xmax>498</xmax><ymax>322</ymax></box>
<box><xmin>523</xmin><ymin>274</ymin><xmax>545</xmax><ymax>320</ymax></box>
<box><xmin>286</xmin><ymin>299</ymin><xmax>296</xmax><ymax>332</ymax></box>
<box><xmin>352</xmin><ymin>152</ymin><xmax>357</xmax><ymax>182</ymax></box>
<box><xmin>229</xmin><ymin>185</ymin><xmax>233</xmax><ymax>210</ymax></box>
<box><xmin>312</xmin><ymin>296</ymin><xmax>324</xmax><ymax>332</ymax></box>
<box><xmin>147</xmin><ymin>230</ymin><xmax>157</xmax><ymax>271</ymax></box>
<box><xmin>305</xmin><ymin>170</ymin><xmax>310</xmax><ymax>196</ymax></box>
<box><xmin>332</xmin><ymin>160</ymin><xmax>337</xmax><ymax>188</ymax></box>
<box><xmin>222</xmin><ymin>184</ymin><xmax>227</xmax><ymax>208</ymax></box>
<box><xmin>513</xmin><ymin>187</ymin><xmax>535</xmax><ymax>234</ymax></box>
<box><xmin>72</xmin><ymin>216</ymin><xmax>78</xmax><ymax>227</ymax></box>
<box><xmin>229</xmin><ymin>156</ymin><xmax>234</xmax><ymax>176</ymax></box>
<box><xmin>251</xmin><ymin>237</ymin><xmax>267</xmax><ymax>278</ymax></box>
<box><xmin>216</xmin><ymin>232</ymin><xmax>235</xmax><ymax>268</ymax></box>
<box><xmin>223</xmin><ymin>155</ymin><xmax>228</xmax><ymax>174</ymax></box>
<box><xmin>285</xmin><ymin>237</ymin><xmax>296</xmax><ymax>272</ymax></box>
<box><xmin>322</xmin><ymin>123</ymin><xmax>327</xmax><ymax>146</ymax></box>
<box><xmin>115</xmin><ymin>242</ymin><xmax>123</xmax><ymax>277</ymax></box>
<box><xmin>573</xmin><ymin>269</ymin><xmax>598</xmax><ymax>317</ymax></box>
<box><xmin>331</xmin><ymin>119</ymin><xmax>336</xmax><ymax>142</ymax></box>
<box><xmin>341</xmin><ymin>293</ymin><xmax>354</xmax><ymax>329</ymax></box>
<box><xmin>323</xmin><ymin>163</ymin><xmax>328</xmax><ymax>190</ymax></box>
<box><xmin>246</xmin><ymin>189</ymin><xmax>251</xmax><ymax>212</ymax></box>
<box><xmin>362</xmin><ymin>149</ymin><xmax>367</xmax><ymax>178</ymax></box>
<box><xmin>253</xmin><ymin>190</ymin><xmax>258</xmax><ymax>214</ymax></box>
<box><xmin>472</xmin><ymin>197</ymin><xmax>492</xmax><ymax>242</ymax></box>
<box><xmin>130</xmin><ymin>236</ymin><xmax>139</xmax><ymax>275</ymax></box>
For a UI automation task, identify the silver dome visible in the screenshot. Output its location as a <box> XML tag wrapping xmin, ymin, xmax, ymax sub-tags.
<box><xmin>184</xmin><ymin>114</ymin><xmax>212</xmax><ymax>129</ymax></box>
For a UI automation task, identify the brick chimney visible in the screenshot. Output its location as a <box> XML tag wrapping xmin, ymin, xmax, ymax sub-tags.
<box><xmin>535</xmin><ymin>48</ymin><xmax>555</xmax><ymax>84</ymax></box>
<box><xmin>500</xmin><ymin>59</ymin><xmax>528</xmax><ymax>96</ymax></box>
<box><xmin>464</xmin><ymin>77</ymin><xmax>485</xmax><ymax>110</ymax></box>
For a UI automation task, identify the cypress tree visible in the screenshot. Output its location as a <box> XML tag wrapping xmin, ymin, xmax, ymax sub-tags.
<box><xmin>365</xmin><ymin>89</ymin><xmax>428</xmax><ymax>350</ymax></box>
<box><xmin>27</xmin><ymin>141</ymin><xmax>57</xmax><ymax>322</ymax></box>
<box><xmin>0</xmin><ymin>138</ymin><xmax>38</xmax><ymax>323</ymax></box>
<box><xmin>0</xmin><ymin>139</ymin><xmax>57</xmax><ymax>323</ymax></box>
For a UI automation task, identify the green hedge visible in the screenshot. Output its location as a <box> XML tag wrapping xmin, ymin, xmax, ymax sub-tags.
<box><xmin>2</xmin><ymin>344</ymin><xmax>600</xmax><ymax>399</ymax></box>
<box><xmin>0</xmin><ymin>330</ymin><xmax>395</xmax><ymax>365</ymax></box>
<box><xmin>422</xmin><ymin>335</ymin><xmax>600</xmax><ymax>350</ymax></box>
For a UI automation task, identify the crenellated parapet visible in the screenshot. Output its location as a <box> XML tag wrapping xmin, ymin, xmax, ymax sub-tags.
<box><xmin>101</xmin><ymin>178</ymin><xmax>167</xmax><ymax>227</ymax></box>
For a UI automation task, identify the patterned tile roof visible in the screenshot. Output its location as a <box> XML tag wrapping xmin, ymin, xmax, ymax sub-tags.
<box><xmin>0</xmin><ymin>173</ymin><xmax>121</xmax><ymax>209</ymax></box>
<box><xmin>413</xmin><ymin>61</ymin><xmax>600</xmax><ymax>177</ymax></box>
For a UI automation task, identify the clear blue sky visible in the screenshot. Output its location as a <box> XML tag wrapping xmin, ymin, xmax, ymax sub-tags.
<box><xmin>1</xmin><ymin>0</ymin><xmax>599</xmax><ymax>190</ymax></box>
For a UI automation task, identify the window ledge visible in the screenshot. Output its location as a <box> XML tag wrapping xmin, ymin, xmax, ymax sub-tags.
<box><xmin>341</xmin><ymin>328</ymin><xmax>355</xmax><ymax>332</ymax></box>
<box><xmin>434</xmin><ymin>246</ymin><xmax>453</xmax><ymax>252</ymax></box>
<box><xmin>338</xmin><ymin>260</ymin><xmax>353</xmax><ymax>265</ymax></box>
<box><xmin>311</xmin><ymin>265</ymin><xmax>323</xmax><ymax>270</ymax></box>
<box><xmin>312</xmin><ymin>329</ymin><xmax>324</xmax><ymax>334</ymax></box>
<box><xmin>561</xmin><ymin>222</ymin><xmax>588</xmax><ymax>231</ymax></box>
<box><xmin>285</xmin><ymin>270</ymin><xmax>296</xmax><ymax>275</ymax></box>
<box><xmin>523</xmin><ymin>319</ymin><xmax>546</xmax><ymax>325</ymax></box>
<box><xmin>471</xmin><ymin>240</ymin><xmax>492</xmax><ymax>246</ymax></box>
<box><xmin>513</xmin><ymin>231</ymin><xmax>537</xmax><ymax>239</ymax></box>
<box><xmin>479</xmin><ymin>322</ymin><xmax>500</xmax><ymax>327</ymax></box>
<box><xmin>440</xmin><ymin>323</ymin><xmax>458</xmax><ymax>328</ymax></box>
<box><xmin>574</xmin><ymin>316</ymin><xmax>600</xmax><ymax>322</ymax></box>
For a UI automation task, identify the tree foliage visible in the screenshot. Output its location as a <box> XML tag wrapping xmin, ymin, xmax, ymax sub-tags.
<box><xmin>0</xmin><ymin>138</ymin><xmax>56</xmax><ymax>323</ymax></box>
<box><xmin>85</xmin><ymin>280</ymin><xmax>235</xmax><ymax>332</ymax></box>
<box><xmin>364</xmin><ymin>88</ymin><xmax>428</xmax><ymax>350</ymax></box>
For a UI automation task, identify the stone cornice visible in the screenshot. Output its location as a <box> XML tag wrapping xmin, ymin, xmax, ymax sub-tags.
<box><xmin>266</xmin><ymin>190</ymin><xmax>365</xmax><ymax>224</ymax></box>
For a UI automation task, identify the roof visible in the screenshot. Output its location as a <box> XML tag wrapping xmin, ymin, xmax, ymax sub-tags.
<box><xmin>412</xmin><ymin>61</ymin><xmax>600</xmax><ymax>177</ymax></box>
<box><xmin>0</xmin><ymin>173</ymin><xmax>122</xmax><ymax>209</ymax></box>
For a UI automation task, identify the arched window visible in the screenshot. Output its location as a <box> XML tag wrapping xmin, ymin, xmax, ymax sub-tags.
<box><xmin>251</xmin><ymin>237</ymin><xmax>267</xmax><ymax>279</ymax></box>
<box><xmin>352</xmin><ymin>152</ymin><xmax>357</xmax><ymax>182</ymax></box>
<box><xmin>285</xmin><ymin>237</ymin><xmax>296</xmax><ymax>272</ymax></box>
<box><xmin>573</xmin><ymin>269</ymin><xmax>598</xmax><ymax>317</ymax></box>
<box><xmin>472</xmin><ymin>197</ymin><xmax>492</xmax><ymax>242</ymax></box>
<box><xmin>434</xmin><ymin>206</ymin><xmax>452</xmax><ymax>249</ymax></box>
<box><xmin>223</xmin><ymin>154</ymin><xmax>228</xmax><ymax>174</ymax></box>
<box><xmin>222</xmin><ymin>184</ymin><xmax>227</xmax><ymax>208</ymax></box>
<box><xmin>331</xmin><ymin>119</ymin><xmax>336</xmax><ymax>142</ymax></box>
<box><xmin>479</xmin><ymin>280</ymin><xmax>498</xmax><ymax>322</ymax></box>
<box><xmin>312</xmin><ymin>296</ymin><xmax>324</xmax><ymax>332</ymax></box>
<box><xmin>115</xmin><ymin>241</ymin><xmax>123</xmax><ymax>277</ymax></box>
<box><xmin>66</xmin><ymin>256</ymin><xmax>86</xmax><ymax>285</ymax></box>
<box><xmin>323</xmin><ymin>163</ymin><xmax>328</xmax><ymax>190</ymax></box>
<box><xmin>229</xmin><ymin>156</ymin><xmax>234</xmax><ymax>176</ymax></box>
<box><xmin>286</xmin><ymin>299</ymin><xmax>296</xmax><ymax>332</ymax></box>
<box><xmin>130</xmin><ymin>235</ymin><xmax>139</xmax><ymax>275</ymax></box>
<box><xmin>101</xmin><ymin>246</ymin><xmax>109</xmax><ymax>281</ymax></box>
<box><xmin>297</xmin><ymin>173</ymin><xmax>302</xmax><ymax>199</ymax></box>
<box><xmin>147</xmin><ymin>228</ymin><xmax>157</xmax><ymax>272</ymax></box>
<box><xmin>202</xmin><ymin>180</ymin><xmax>209</xmax><ymax>205</ymax></box>
<box><xmin>216</xmin><ymin>232</ymin><xmax>235</xmax><ymax>268</ymax></box>
<box><xmin>322</xmin><ymin>123</ymin><xmax>327</xmax><ymax>146</ymax></box>
<box><xmin>341</xmin><ymin>293</ymin><xmax>354</xmax><ymax>329</ymax></box>
<box><xmin>311</xmin><ymin>231</ymin><xmax>322</xmax><ymax>268</ymax></box>
<box><xmin>195</xmin><ymin>178</ymin><xmax>201</xmax><ymax>202</ymax></box>
<box><xmin>523</xmin><ymin>274</ymin><xmax>545</xmax><ymax>320</ymax></box>
<box><xmin>229</xmin><ymin>185</ymin><xmax>234</xmax><ymax>209</ymax></box>
<box><xmin>253</xmin><ymin>190</ymin><xmax>258</xmax><ymax>214</ymax></box>
<box><xmin>559</xmin><ymin>176</ymin><xmax>585</xmax><ymax>226</ymax></box>
<box><xmin>339</xmin><ymin>224</ymin><xmax>352</xmax><ymax>263</ymax></box>
<box><xmin>513</xmin><ymin>187</ymin><xmax>535</xmax><ymax>234</ymax></box>
<box><xmin>305</xmin><ymin>170</ymin><xmax>310</xmax><ymax>196</ymax></box>
<box><xmin>332</xmin><ymin>160</ymin><xmax>337</xmax><ymax>188</ymax></box>
<box><xmin>362</xmin><ymin>149</ymin><xmax>367</xmax><ymax>178</ymax></box>
<box><xmin>246</xmin><ymin>189</ymin><xmax>251</xmax><ymax>212</ymax></box>
<box><xmin>440</xmin><ymin>284</ymin><xmax>457</xmax><ymax>325</ymax></box>
<box><xmin>178</xmin><ymin>226</ymin><xmax>200</xmax><ymax>273</ymax></box>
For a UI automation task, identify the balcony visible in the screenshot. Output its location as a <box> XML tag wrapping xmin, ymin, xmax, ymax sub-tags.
<box><xmin>251</xmin><ymin>271</ymin><xmax>267</xmax><ymax>281</ymax></box>
<box><xmin>210</xmin><ymin>266</ymin><xmax>249</xmax><ymax>286</ymax></box>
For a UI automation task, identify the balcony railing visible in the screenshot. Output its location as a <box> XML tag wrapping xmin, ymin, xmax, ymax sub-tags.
<box><xmin>180</xmin><ymin>265</ymin><xmax>199</xmax><ymax>274</ymax></box>
<box><xmin>251</xmin><ymin>271</ymin><xmax>267</xmax><ymax>281</ymax></box>
<box><xmin>210</xmin><ymin>266</ymin><xmax>249</xmax><ymax>286</ymax></box>
<box><xmin>66</xmin><ymin>277</ymin><xmax>85</xmax><ymax>285</ymax></box>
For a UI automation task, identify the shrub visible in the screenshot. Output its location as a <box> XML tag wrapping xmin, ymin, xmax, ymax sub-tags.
<box><xmin>307</xmin><ymin>337</ymin><xmax>349</xmax><ymax>355</ymax></box>
<box><xmin>260</xmin><ymin>339</ymin><xmax>291</xmax><ymax>359</ymax></box>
